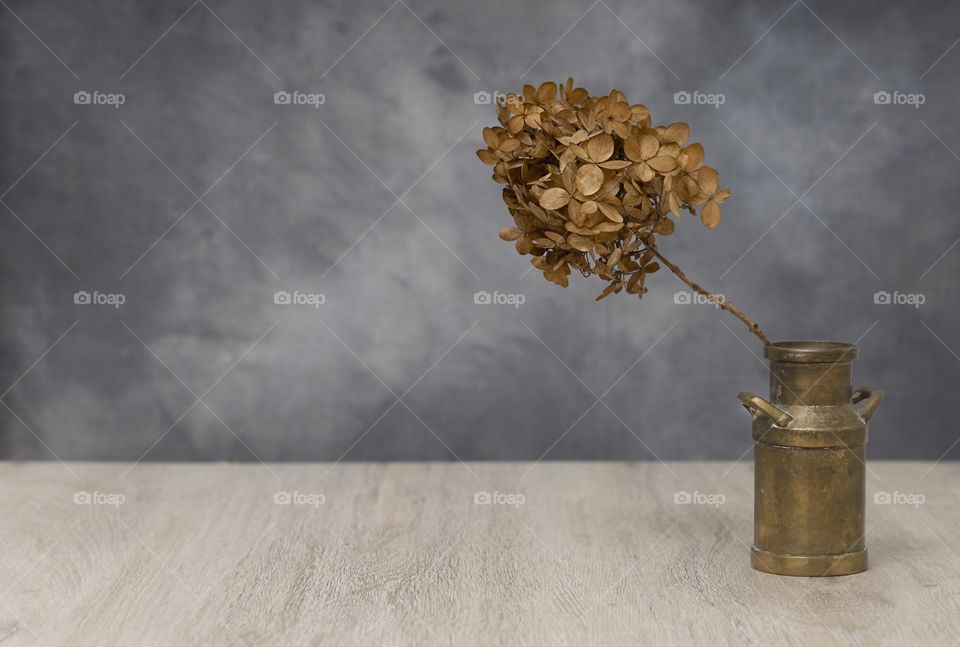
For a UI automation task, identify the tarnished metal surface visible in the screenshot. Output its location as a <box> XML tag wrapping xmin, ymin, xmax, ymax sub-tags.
<box><xmin>739</xmin><ymin>341</ymin><xmax>883</xmax><ymax>577</ymax></box>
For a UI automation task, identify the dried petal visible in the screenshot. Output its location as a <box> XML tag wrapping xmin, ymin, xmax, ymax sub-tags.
<box><xmin>477</xmin><ymin>149</ymin><xmax>498</xmax><ymax>164</ymax></box>
<box><xmin>666</xmin><ymin>191</ymin><xmax>682</xmax><ymax>217</ymax></box>
<box><xmin>576</xmin><ymin>164</ymin><xmax>604</xmax><ymax>195</ymax></box>
<box><xmin>683</xmin><ymin>143</ymin><xmax>704</xmax><ymax>171</ymax></box>
<box><xmin>499</xmin><ymin>226</ymin><xmax>523</xmax><ymax>241</ymax></box>
<box><xmin>539</xmin><ymin>187</ymin><xmax>571</xmax><ymax>210</ymax></box>
<box><xmin>701</xmin><ymin>200</ymin><xmax>721</xmax><ymax>228</ymax></box>
<box><xmin>595</xmin><ymin>283</ymin><xmax>619</xmax><ymax>301</ymax></box>
<box><xmin>564</xmin><ymin>221</ymin><xmax>595</xmax><ymax>236</ymax></box>
<box><xmin>648</xmin><ymin>155</ymin><xmax>678</xmax><ymax>173</ymax></box>
<box><xmin>597</xmin><ymin>201</ymin><xmax>623</xmax><ymax>223</ymax></box>
<box><xmin>585</xmin><ymin>133</ymin><xmax>614</xmax><ymax>163</ymax></box>
<box><xmin>655</xmin><ymin>217</ymin><xmax>675</xmax><ymax>235</ymax></box>
<box><xmin>663</xmin><ymin>122</ymin><xmax>690</xmax><ymax>144</ymax></box>
<box><xmin>591</xmin><ymin>221</ymin><xmax>624</xmax><ymax>233</ymax></box>
<box><xmin>567</xmin><ymin>199</ymin><xmax>585</xmax><ymax>226</ymax></box>
<box><xmin>567</xmin><ymin>233</ymin><xmax>594</xmax><ymax>252</ymax></box>
<box><xmin>624</xmin><ymin>135</ymin><xmax>643</xmax><ymax>162</ymax></box>
<box><xmin>598</xmin><ymin>160</ymin><xmax>631</xmax><ymax>169</ymax></box>
<box><xmin>569</xmin><ymin>87</ymin><xmax>588</xmax><ymax>103</ymax></box>
<box><xmin>537</xmin><ymin>81</ymin><xmax>557</xmax><ymax>103</ymax></box>
<box><xmin>640</xmin><ymin>133</ymin><xmax>659</xmax><ymax>159</ymax></box>
<box><xmin>698</xmin><ymin>166</ymin><xmax>719</xmax><ymax>194</ymax></box>
<box><xmin>630</xmin><ymin>104</ymin><xmax>650</xmax><ymax>125</ymax></box>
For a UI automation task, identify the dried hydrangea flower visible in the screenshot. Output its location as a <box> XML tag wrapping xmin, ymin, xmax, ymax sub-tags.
<box><xmin>477</xmin><ymin>78</ymin><xmax>770</xmax><ymax>344</ymax></box>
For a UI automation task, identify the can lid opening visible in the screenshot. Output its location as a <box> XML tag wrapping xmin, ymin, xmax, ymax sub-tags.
<box><xmin>763</xmin><ymin>341</ymin><xmax>858</xmax><ymax>363</ymax></box>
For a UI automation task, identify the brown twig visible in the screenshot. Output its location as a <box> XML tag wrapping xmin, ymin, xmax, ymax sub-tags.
<box><xmin>649</xmin><ymin>246</ymin><xmax>771</xmax><ymax>346</ymax></box>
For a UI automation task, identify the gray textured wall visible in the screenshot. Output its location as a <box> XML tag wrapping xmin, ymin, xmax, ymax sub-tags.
<box><xmin>1</xmin><ymin>0</ymin><xmax>957</xmax><ymax>462</ymax></box>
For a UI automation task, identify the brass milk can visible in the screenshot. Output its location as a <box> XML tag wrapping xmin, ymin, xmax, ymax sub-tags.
<box><xmin>738</xmin><ymin>341</ymin><xmax>883</xmax><ymax>576</ymax></box>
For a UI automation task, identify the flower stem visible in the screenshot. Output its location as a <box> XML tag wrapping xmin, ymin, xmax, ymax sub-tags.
<box><xmin>649</xmin><ymin>247</ymin><xmax>771</xmax><ymax>346</ymax></box>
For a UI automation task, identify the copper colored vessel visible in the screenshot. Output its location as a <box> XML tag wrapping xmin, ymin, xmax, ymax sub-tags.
<box><xmin>738</xmin><ymin>341</ymin><xmax>883</xmax><ymax>577</ymax></box>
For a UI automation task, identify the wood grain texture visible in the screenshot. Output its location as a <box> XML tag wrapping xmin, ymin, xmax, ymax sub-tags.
<box><xmin>0</xmin><ymin>461</ymin><xmax>957</xmax><ymax>646</ymax></box>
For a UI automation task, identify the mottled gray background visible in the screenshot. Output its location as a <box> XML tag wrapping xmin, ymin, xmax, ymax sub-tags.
<box><xmin>1</xmin><ymin>0</ymin><xmax>957</xmax><ymax>463</ymax></box>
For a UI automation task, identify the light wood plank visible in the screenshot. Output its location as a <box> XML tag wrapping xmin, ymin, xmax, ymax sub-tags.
<box><xmin>0</xmin><ymin>461</ymin><xmax>956</xmax><ymax>646</ymax></box>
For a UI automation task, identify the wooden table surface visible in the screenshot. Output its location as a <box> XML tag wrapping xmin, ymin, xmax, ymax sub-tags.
<box><xmin>1</xmin><ymin>461</ymin><xmax>957</xmax><ymax>646</ymax></box>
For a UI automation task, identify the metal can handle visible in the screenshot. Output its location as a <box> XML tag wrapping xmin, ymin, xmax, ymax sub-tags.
<box><xmin>737</xmin><ymin>392</ymin><xmax>793</xmax><ymax>427</ymax></box>
<box><xmin>852</xmin><ymin>386</ymin><xmax>883</xmax><ymax>422</ymax></box>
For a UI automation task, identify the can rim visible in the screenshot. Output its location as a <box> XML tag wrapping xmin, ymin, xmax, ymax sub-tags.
<box><xmin>763</xmin><ymin>340</ymin><xmax>859</xmax><ymax>363</ymax></box>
